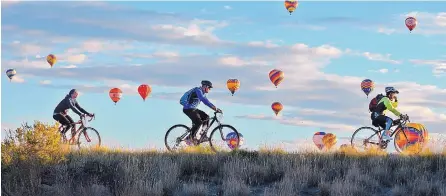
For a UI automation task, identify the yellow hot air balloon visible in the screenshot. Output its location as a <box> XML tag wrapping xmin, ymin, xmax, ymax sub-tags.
<box><xmin>322</xmin><ymin>133</ymin><xmax>337</xmax><ymax>150</ymax></box>
<box><xmin>47</xmin><ymin>54</ymin><xmax>57</xmax><ymax>67</ymax></box>
<box><xmin>284</xmin><ymin>0</ymin><xmax>298</xmax><ymax>15</ymax></box>
<box><xmin>271</xmin><ymin>102</ymin><xmax>283</xmax><ymax>116</ymax></box>
<box><xmin>227</xmin><ymin>79</ymin><xmax>240</xmax><ymax>96</ymax></box>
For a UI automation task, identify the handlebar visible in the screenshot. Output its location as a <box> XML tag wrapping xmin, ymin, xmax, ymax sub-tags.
<box><xmin>80</xmin><ymin>113</ymin><xmax>95</xmax><ymax>123</ymax></box>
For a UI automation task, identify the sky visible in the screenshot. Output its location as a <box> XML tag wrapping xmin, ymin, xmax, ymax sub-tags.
<box><xmin>1</xmin><ymin>1</ymin><xmax>446</xmax><ymax>151</ymax></box>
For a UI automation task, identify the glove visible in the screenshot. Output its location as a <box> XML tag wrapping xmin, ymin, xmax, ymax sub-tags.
<box><xmin>87</xmin><ymin>113</ymin><xmax>94</xmax><ymax>117</ymax></box>
<box><xmin>400</xmin><ymin>114</ymin><xmax>408</xmax><ymax>120</ymax></box>
<box><xmin>216</xmin><ymin>108</ymin><xmax>222</xmax><ymax>113</ymax></box>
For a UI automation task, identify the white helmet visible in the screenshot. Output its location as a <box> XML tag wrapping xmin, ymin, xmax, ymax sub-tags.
<box><xmin>385</xmin><ymin>87</ymin><xmax>399</xmax><ymax>94</ymax></box>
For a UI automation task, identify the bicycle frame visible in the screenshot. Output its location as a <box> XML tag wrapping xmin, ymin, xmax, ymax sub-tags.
<box><xmin>59</xmin><ymin>115</ymin><xmax>95</xmax><ymax>143</ymax></box>
<box><xmin>178</xmin><ymin>112</ymin><xmax>223</xmax><ymax>142</ymax></box>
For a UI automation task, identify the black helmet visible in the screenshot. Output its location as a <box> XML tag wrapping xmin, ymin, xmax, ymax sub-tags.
<box><xmin>201</xmin><ymin>80</ymin><xmax>213</xmax><ymax>88</ymax></box>
<box><xmin>69</xmin><ymin>89</ymin><xmax>77</xmax><ymax>95</ymax></box>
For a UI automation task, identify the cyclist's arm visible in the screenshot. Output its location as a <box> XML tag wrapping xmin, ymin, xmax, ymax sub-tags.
<box><xmin>67</xmin><ymin>98</ymin><xmax>83</xmax><ymax>116</ymax></box>
<box><xmin>195</xmin><ymin>88</ymin><xmax>216</xmax><ymax>110</ymax></box>
<box><xmin>383</xmin><ymin>97</ymin><xmax>401</xmax><ymax>117</ymax></box>
<box><xmin>74</xmin><ymin>101</ymin><xmax>90</xmax><ymax>115</ymax></box>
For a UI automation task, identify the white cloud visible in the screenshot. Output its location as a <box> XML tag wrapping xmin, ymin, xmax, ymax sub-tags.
<box><xmin>223</xmin><ymin>5</ymin><xmax>232</xmax><ymax>10</ymax></box>
<box><xmin>361</xmin><ymin>52</ymin><xmax>402</xmax><ymax>64</ymax></box>
<box><xmin>40</xmin><ymin>80</ymin><xmax>51</xmax><ymax>85</ymax></box>
<box><xmin>410</xmin><ymin>59</ymin><xmax>446</xmax><ymax>76</ymax></box>
<box><xmin>369</xmin><ymin>68</ymin><xmax>389</xmax><ymax>74</ymax></box>
<box><xmin>377</xmin><ymin>27</ymin><xmax>396</xmax><ymax>35</ymax></box>
<box><xmin>10</xmin><ymin>75</ymin><xmax>25</xmax><ymax>83</ymax></box>
<box><xmin>60</xmin><ymin>65</ymin><xmax>77</xmax><ymax>69</ymax></box>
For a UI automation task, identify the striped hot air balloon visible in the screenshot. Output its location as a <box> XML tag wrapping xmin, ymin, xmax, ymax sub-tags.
<box><xmin>109</xmin><ymin>88</ymin><xmax>122</xmax><ymax>105</ymax></box>
<box><xmin>269</xmin><ymin>69</ymin><xmax>284</xmax><ymax>88</ymax></box>
<box><xmin>395</xmin><ymin>123</ymin><xmax>428</xmax><ymax>154</ymax></box>
<box><xmin>284</xmin><ymin>0</ymin><xmax>298</xmax><ymax>15</ymax></box>
<box><xmin>271</xmin><ymin>102</ymin><xmax>283</xmax><ymax>116</ymax></box>
<box><xmin>322</xmin><ymin>133</ymin><xmax>337</xmax><ymax>150</ymax></box>
<box><xmin>46</xmin><ymin>54</ymin><xmax>57</xmax><ymax>67</ymax></box>
<box><xmin>313</xmin><ymin>132</ymin><xmax>326</xmax><ymax>150</ymax></box>
<box><xmin>361</xmin><ymin>79</ymin><xmax>374</xmax><ymax>98</ymax></box>
<box><xmin>5</xmin><ymin>69</ymin><xmax>16</xmax><ymax>81</ymax></box>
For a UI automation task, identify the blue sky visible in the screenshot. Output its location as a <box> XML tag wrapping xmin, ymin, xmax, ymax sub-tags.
<box><xmin>1</xmin><ymin>1</ymin><xmax>446</xmax><ymax>151</ymax></box>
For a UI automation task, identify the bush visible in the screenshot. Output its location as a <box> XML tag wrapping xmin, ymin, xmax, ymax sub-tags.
<box><xmin>1</xmin><ymin>121</ymin><xmax>68</xmax><ymax>166</ymax></box>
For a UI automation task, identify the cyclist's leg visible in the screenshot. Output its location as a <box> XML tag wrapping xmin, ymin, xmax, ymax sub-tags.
<box><xmin>65</xmin><ymin>115</ymin><xmax>75</xmax><ymax>138</ymax></box>
<box><xmin>53</xmin><ymin>114</ymin><xmax>71</xmax><ymax>134</ymax></box>
<box><xmin>183</xmin><ymin>109</ymin><xmax>203</xmax><ymax>139</ymax></box>
<box><xmin>375</xmin><ymin>115</ymin><xmax>393</xmax><ymax>141</ymax></box>
<box><xmin>196</xmin><ymin>109</ymin><xmax>210</xmax><ymax>128</ymax></box>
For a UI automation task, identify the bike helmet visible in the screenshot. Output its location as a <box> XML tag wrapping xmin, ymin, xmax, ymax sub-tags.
<box><xmin>201</xmin><ymin>80</ymin><xmax>213</xmax><ymax>88</ymax></box>
<box><xmin>385</xmin><ymin>87</ymin><xmax>399</xmax><ymax>94</ymax></box>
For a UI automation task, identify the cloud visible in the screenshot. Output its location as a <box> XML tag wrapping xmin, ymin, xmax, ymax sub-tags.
<box><xmin>40</xmin><ymin>80</ymin><xmax>51</xmax><ymax>85</ymax></box>
<box><xmin>10</xmin><ymin>75</ymin><xmax>25</xmax><ymax>83</ymax></box>
<box><xmin>59</xmin><ymin>65</ymin><xmax>77</xmax><ymax>69</ymax></box>
<box><xmin>362</xmin><ymin>52</ymin><xmax>402</xmax><ymax>64</ymax></box>
<box><xmin>223</xmin><ymin>5</ymin><xmax>232</xmax><ymax>10</ymax></box>
<box><xmin>410</xmin><ymin>59</ymin><xmax>446</xmax><ymax>76</ymax></box>
<box><xmin>369</xmin><ymin>68</ymin><xmax>389</xmax><ymax>74</ymax></box>
<box><xmin>377</xmin><ymin>27</ymin><xmax>396</xmax><ymax>35</ymax></box>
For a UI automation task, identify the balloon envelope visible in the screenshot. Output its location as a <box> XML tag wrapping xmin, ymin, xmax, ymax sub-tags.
<box><xmin>361</xmin><ymin>79</ymin><xmax>374</xmax><ymax>97</ymax></box>
<box><xmin>405</xmin><ymin>16</ymin><xmax>417</xmax><ymax>31</ymax></box>
<box><xmin>46</xmin><ymin>54</ymin><xmax>57</xmax><ymax>67</ymax></box>
<box><xmin>322</xmin><ymin>133</ymin><xmax>337</xmax><ymax>150</ymax></box>
<box><xmin>138</xmin><ymin>84</ymin><xmax>152</xmax><ymax>101</ymax></box>
<box><xmin>109</xmin><ymin>88</ymin><xmax>122</xmax><ymax>104</ymax></box>
<box><xmin>284</xmin><ymin>0</ymin><xmax>298</xmax><ymax>14</ymax></box>
<box><xmin>269</xmin><ymin>69</ymin><xmax>284</xmax><ymax>88</ymax></box>
<box><xmin>313</xmin><ymin>132</ymin><xmax>326</xmax><ymax>150</ymax></box>
<box><xmin>395</xmin><ymin>123</ymin><xmax>428</xmax><ymax>153</ymax></box>
<box><xmin>6</xmin><ymin>69</ymin><xmax>16</xmax><ymax>80</ymax></box>
<box><xmin>271</xmin><ymin>102</ymin><xmax>283</xmax><ymax>116</ymax></box>
<box><xmin>226</xmin><ymin>132</ymin><xmax>244</xmax><ymax>149</ymax></box>
<box><xmin>226</xmin><ymin>79</ymin><xmax>240</xmax><ymax>96</ymax></box>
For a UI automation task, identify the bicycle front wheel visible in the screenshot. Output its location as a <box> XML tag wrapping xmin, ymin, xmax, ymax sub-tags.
<box><xmin>209</xmin><ymin>124</ymin><xmax>240</xmax><ymax>152</ymax></box>
<box><xmin>351</xmin><ymin>127</ymin><xmax>381</xmax><ymax>152</ymax></box>
<box><xmin>77</xmin><ymin>127</ymin><xmax>101</xmax><ymax>149</ymax></box>
<box><xmin>164</xmin><ymin>124</ymin><xmax>193</xmax><ymax>152</ymax></box>
<box><xmin>393</xmin><ymin>128</ymin><xmax>424</xmax><ymax>154</ymax></box>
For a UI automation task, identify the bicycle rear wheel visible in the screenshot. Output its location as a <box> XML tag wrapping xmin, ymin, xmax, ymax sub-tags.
<box><xmin>165</xmin><ymin>124</ymin><xmax>194</xmax><ymax>152</ymax></box>
<box><xmin>351</xmin><ymin>127</ymin><xmax>381</xmax><ymax>152</ymax></box>
<box><xmin>209</xmin><ymin>124</ymin><xmax>240</xmax><ymax>152</ymax></box>
<box><xmin>77</xmin><ymin>127</ymin><xmax>101</xmax><ymax>149</ymax></box>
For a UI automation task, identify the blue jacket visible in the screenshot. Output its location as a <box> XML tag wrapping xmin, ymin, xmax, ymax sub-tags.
<box><xmin>181</xmin><ymin>87</ymin><xmax>215</xmax><ymax>110</ymax></box>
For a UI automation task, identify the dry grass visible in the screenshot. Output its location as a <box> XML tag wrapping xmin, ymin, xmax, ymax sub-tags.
<box><xmin>2</xmin><ymin>146</ymin><xmax>446</xmax><ymax>196</ymax></box>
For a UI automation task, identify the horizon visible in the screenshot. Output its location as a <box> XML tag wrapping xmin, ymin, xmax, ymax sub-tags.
<box><xmin>1</xmin><ymin>1</ymin><xmax>445</xmax><ymax>151</ymax></box>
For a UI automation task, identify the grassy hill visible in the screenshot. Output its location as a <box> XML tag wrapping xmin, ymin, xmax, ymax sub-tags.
<box><xmin>2</xmin><ymin>122</ymin><xmax>446</xmax><ymax>196</ymax></box>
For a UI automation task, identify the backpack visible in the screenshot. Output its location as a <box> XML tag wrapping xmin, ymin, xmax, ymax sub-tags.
<box><xmin>369</xmin><ymin>94</ymin><xmax>384</xmax><ymax>112</ymax></box>
<box><xmin>179</xmin><ymin>88</ymin><xmax>194</xmax><ymax>106</ymax></box>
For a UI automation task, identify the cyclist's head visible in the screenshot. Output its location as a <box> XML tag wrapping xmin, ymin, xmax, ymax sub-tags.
<box><xmin>385</xmin><ymin>86</ymin><xmax>399</xmax><ymax>99</ymax></box>
<box><xmin>69</xmin><ymin>89</ymin><xmax>78</xmax><ymax>99</ymax></box>
<box><xmin>201</xmin><ymin>80</ymin><xmax>213</xmax><ymax>93</ymax></box>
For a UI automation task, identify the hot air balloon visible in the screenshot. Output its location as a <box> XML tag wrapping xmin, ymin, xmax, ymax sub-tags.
<box><xmin>361</xmin><ymin>79</ymin><xmax>374</xmax><ymax>98</ymax></box>
<box><xmin>269</xmin><ymin>69</ymin><xmax>284</xmax><ymax>88</ymax></box>
<box><xmin>284</xmin><ymin>0</ymin><xmax>298</xmax><ymax>15</ymax></box>
<box><xmin>395</xmin><ymin>123</ymin><xmax>428</xmax><ymax>154</ymax></box>
<box><xmin>227</xmin><ymin>79</ymin><xmax>240</xmax><ymax>96</ymax></box>
<box><xmin>5</xmin><ymin>69</ymin><xmax>16</xmax><ymax>82</ymax></box>
<box><xmin>313</xmin><ymin>132</ymin><xmax>326</xmax><ymax>150</ymax></box>
<box><xmin>322</xmin><ymin>133</ymin><xmax>337</xmax><ymax>150</ymax></box>
<box><xmin>405</xmin><ymin>16</ymin><xmax>417</xmax><ymax>32</ymax></box>
<box><xmin>46</xmin><ymin>54</ymin><xmax>57</xmax><ymax>68</ymax></box>
<box><xmin>226</xmin><ymin>132</ymin><xmax>244</xmax><ymax>149</ymax></box>
<box><xmin>138</xmin><ymin>84</ymin><xmax>152</xmax><ymax>101</ymax></box>
<box><xmin>109</xmin><ymin>88</ymin><xmax>122</xmax><ymax>105</ymax></box>
<box><xmin>271</xmin><ymin>102</ymin><xmax>283</xmax><ymax>116</ymax></box>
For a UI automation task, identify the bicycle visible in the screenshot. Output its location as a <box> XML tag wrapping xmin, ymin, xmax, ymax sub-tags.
<box><xmin>58</xmin><ymin>114</ymin><xmax>101</xmax><ymax>149</ymax></box>
<box><xmin>164</xmin><ymin>111</ymin><xmax>241</xmax><ymax>152</ymax></box>
<box><xmin>350</xmin><ymin>115</ymin><xmax>425</xmax><ymax>154</ymax></box>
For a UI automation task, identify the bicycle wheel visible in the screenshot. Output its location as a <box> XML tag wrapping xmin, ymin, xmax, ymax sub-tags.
<box><xmin>393</xmin><ymin>128</ymin><xmax>424</xmax><ymax>154</ymax></box>
<box><xmin>165</xmin><ymin>124</ymin><xmax>194</xmax><ymax>152</ymax></box>
<box><xmin>351</xmin><ymin>126</ymin><xmax>381</xmax><ymax>152</ymax></box>
<box><xmin>77</xmin><ymin>127</ymin><xmax>101</xmax><ymax>149</ymax></box>
<box><xmin>209</xmin><ymin>124</ymin><xmax>240</xmax><ymax>152</ymax></box>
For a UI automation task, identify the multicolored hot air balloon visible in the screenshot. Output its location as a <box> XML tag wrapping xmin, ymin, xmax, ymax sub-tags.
<box><xmin>46</xmin><ymin>54</ymin><xmax>57</xmax><ymax>68</ymax></box>
<box><xmin>284</xmin><ymin>0</ymin><xmax>298</xmax><ymax>15</ymax></box>
<box><xmin>271</xmin><ymin>102</ymin><xmax>283</xmax><ymax>116</ymax></box>
<box><xmin>313</xmin><ymin>132</ymin><xmax>326</xmax><ymax>150</ymax></box>
<box><xmin>138</xmin><ymin>84</ymin><xmax>152</xmax><ymax>101</ymax></box>
<box><xmin>269</xmin><ymin>69</ymin><xmax>284</xmax><ymax>88</ymax></box>
<box><xmin>109</xmin><ymin>88</ymin><xmax>122</xmax><ymax>105</ymax></box>
<box><xmin>226</xmin><ymin>132</ymin><xmax>244</xmax><ymax>149</ymax></box>
<box><xmin>405</xmin><ymin>16</ymin><xmax>417</xmax><ymax>32</ymax></box>
<box><xmin>361</xmin><ymin>79</ymin><xmax>374</xmax><ymax>98</ymax></box>
<box><xmin>395</xmin><ymin>123</ymin><xmax>428</xmax><ymax>154</ymax></box>
<box><xmin>5</xmin><ymin>69</ymin><xmax>16</xmax><ymax>81</ymax></box>
<box><xmin>322</xmin><ymin>133</ymin><xmax>337</xmax><ymax>150</ymax></box>
<box><xmin>227</xmin><ymin>79</ymin><xmax>240</xmax><ymax>96</ymax></box>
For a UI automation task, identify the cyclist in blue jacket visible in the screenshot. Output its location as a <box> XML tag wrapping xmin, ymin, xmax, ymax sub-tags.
<box><xmin>180</xmin><ymin>80</ymin><xmax>222</xmax><ymax>142</ymax></box>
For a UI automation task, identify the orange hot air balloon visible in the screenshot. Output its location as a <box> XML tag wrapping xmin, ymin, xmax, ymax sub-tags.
<box><xmin>284</xmin><ymin>0</ymin><xmax>298</xmax><ymax>15</ymax></box>
<box><xmin>269</xmin><ymin>69</ymin><xmax>284</xmax><ymax>88</ymax></box>
<box><xmin>138</xmin><ymin>84</ymin><xmax>152</xmax><ymax>101</ymax></box>
<box><xmin>109</xmin><ymin>88</ymin><xmax>122</xmax><ymax>105</ymax></box>
<box><xmin>271</xmin><ymin>102</ymin><xmax>283</xmax><ymax>116</ymax></box>
<box><xmin>46</xmin><ymin>54</ymin><xmax>57</xmax><ymax>67</ymax></box>
<box><xmin>227</xmin><ymin>79</ymin><xmax>240</xmax><ymax>96</ymax></box>
<box><xmin>322</xmin><ymin>133</ymin><xmax>337</xmax><ymax>150</ymax></box>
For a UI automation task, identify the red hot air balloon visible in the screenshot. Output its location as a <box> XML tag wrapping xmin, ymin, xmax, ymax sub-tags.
<box><xmin>405</xmin><ymin>16</ymin><xmax>417</xmax><ymax>32</ymax></box>
<box><xmin>109</xmin><ymin>88</ymin><xmax>122</xmax><ymax>105</ymax></box>
<box><xmin>271</xmin><ymin>102</ymin><xmax>283</xmax><ymax>116</ymax></box>
<box><xmin>269</xmin><ymin>69</ymin><xmax>284</xmax><ymax>88</ymax></box>
<box><xmin>138</xmin><ymin>84</ymin><xmax>152</xmax><ymax>101</ymax></box>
